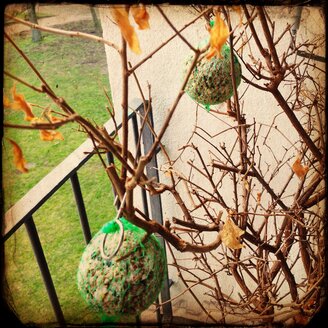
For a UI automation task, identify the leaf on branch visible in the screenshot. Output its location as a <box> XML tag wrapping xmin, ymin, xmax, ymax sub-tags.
<box><xmin>292</xmin><ymin>156</ymin><xmax>309</xmax><ymax>179</ymax></box>
<box><xmin>257</xmin><ymin>192</ymin><xmax>262</xmax><ymax>205</ymax></box>
<box><xmin>111</xmin><ymin>7</ymin><xmax>141</xmax><ymax>54</ymax></box>
<box><xmin>48</xmin><ymin>114</ymin><xmax>64</xmax><ymax>123</ymax></box>
<box><xmin>40</xmin><ymin>129</ymin><xmax>64</xmax><ymax>141</ymax></box>
<box><xmin>219</xmin><ymin>218</ymin><xmax>245</xmax><ymax>249</ymax></box>
<box><xmin>243</xmin><ymin>178</ymin><xmax>250</xmax><ymax>191</ymax></box>
<box><xmin>31</xmin><ymin>116</ymin><xmax>65</xmax><ymax>141</ymax></box>
<box><xmin>164</xmin><ymin>167</ymin><xmax>173</xmax><ymax>178</ymax></box>
<box><xmin>131</xmin><ymin>4</ymin><xmax>150</xmax><ymax>30</ymax></box>
<box><xmin>42</xmin><ymin>110</ymin><xmax>65</xmax><ymax>123</ymax></box>
<box><xmin>8</xmin><ymin>139</ymin><xmax>29</xmax><ymax>173</ymax></box>
<box><xmin>206</xmin><ymin>13</ymin><xmax>229</xmax><ymax>60</ymax></box>
<box><xmin>10</xmin><ymin>84</ymin><xmax>35</xmax><ymax>121</ymax></box>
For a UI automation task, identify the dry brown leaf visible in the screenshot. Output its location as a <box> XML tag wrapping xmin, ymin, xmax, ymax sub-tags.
<box><xmin>257</xmin><ymin>192</ymin><xmax>262</xmax><ymax>205</ymax></box>
<box><xmin>10</xmin><ymin>84</ymin><xmax>35</xmax><ymax>121</ymax></box>
<box><xmin>292</xmin><ymin>156</ymin><xmax>309</xmax><ymax>179</ymax></box>
<box><xmin>206</xmin><ymin>13</ymin><xmax>229</xmax><ymax>59</ymax></box>
<box><xmin>111</xmin><ymin>7</ymin><xmax>141</xmax><ymax>54</ymax></box>
<box><xmin>40</xmin><ymin>130</ymin><xmax>64</xmax><ymax>141</ymax></box>
<box><xmin>131</xmin><ymin>4</ymin><xmax>150</xmax><ymax>30</ymax></box>
<box><xmin>8</xmin><ymin>139</ymin><xmax>29</xmax><ymax>173</ymax></box>
<box><xmin>219</xmin><ymin>218</ymin><xmax>245</xmax><ymax>249</ymax></box>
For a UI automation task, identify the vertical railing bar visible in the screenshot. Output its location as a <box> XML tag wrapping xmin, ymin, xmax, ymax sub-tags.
<box><xmin>139</xmin><ymin>103</ymin><xmax>173</xmax><ymax>323</ymax></box>
<box><xmin>131</xmin><ymin>107</ymin><xmax>150</xmax><ymax>327</ymax></box>
<box><xmin>70</xmin><ymin>172</ymin><xmax>92</xmax><ymax>244</ymax></box>
<box><xmin>106</xmin><ymin>152</ymin><xmax>115</xmax><ymax>166</ymax></box>
<box><xmin>132</xmin><ymin>109</ymin><xmax>150</xmax><ymax>218</ymax></box>
<box><xmin>131</xmin><ymin>111</ymin><xmax>142</xmax><ymax>161</ymax></box>
<box><xmin>24</xmin><ymin>216</ymin><xmax>66</xmax><ymax>327</ymax></box>
<box><xmin>106</xmin><ymin>152</ymin><xmax>120</xmax><ymax>210</ymax></box>
<box><xmin>133</xmin><ymin>104</ymin><xmax>160</xmax><ymax>323</ymax></box>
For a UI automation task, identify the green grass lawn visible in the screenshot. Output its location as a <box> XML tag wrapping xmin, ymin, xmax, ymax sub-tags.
<box><xmin>3</xmin><ymin>20</ymin><xmax>120</xmax><ymax>325</ymax></box>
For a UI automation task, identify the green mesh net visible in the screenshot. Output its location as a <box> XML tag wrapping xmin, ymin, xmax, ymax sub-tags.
<box><xmin>77</xmin><ymin>218</ymin><xmax>165</xmax><ymax>316</ymax></box>
<box><xmin>184</xmin><ymin>44</ymin><xmax>242</xmax><ymax>107</ymax></box>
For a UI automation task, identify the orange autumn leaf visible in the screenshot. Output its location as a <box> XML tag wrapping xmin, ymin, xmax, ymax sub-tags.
<box><xmin>292</xmin><ymin>156</ymin><xmax>309</xmax><ymax>179</ymax></box>
<box><xmin>10</xmin><ymin>84</ymin><xmax>35</xmax><ymax>121</ymax></box>
<box><xmin>206</xmin><ymin>13</ymin><xmax>229</xmax><ymax>60</ymax></box>
<box><xmin>111</xmin><ymin>7</ymin><xmax>141</xmax><ymax>54</ymax></box>
<box><xmin>40</xmin><ymin>129</ymin><xmax>64</xmax><ymax>141</ymax></box>
<box><xmin>49</xmin><ymin>114</ymin><xmax>64</xmax><ymax>123</ymax></box>
<box><xmin>131</xmin><ymin>4</ymin><xmax>150</xmax><ymax>30</ymax></box>
<box><xmin>8</xmin><ymin>139</ymin><xmax>28</xmax><ymax>173</ymax></box>
<box><xmin>31</xmin><ymin>116</ymin><xmax>64</xmax><ymax>141</ymax></box>
<box><xmin>219</xmin><ymin>218</ymin><xmax>245</xmax><ymax>249</ymax></box>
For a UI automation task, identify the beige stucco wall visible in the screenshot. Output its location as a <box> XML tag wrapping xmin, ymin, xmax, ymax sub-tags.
<box><xmin>99</xmin><ymin>5</ymin><xmax>325</xmax><ymax>323</ymax></box>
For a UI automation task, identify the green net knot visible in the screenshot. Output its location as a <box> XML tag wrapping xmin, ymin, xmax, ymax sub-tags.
<box><xmin>102</xmin><ymin>217</ymin><xmax>146</xmax><ymax>235</ymax></box>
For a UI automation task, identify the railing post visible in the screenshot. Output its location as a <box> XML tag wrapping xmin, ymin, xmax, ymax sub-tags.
<box><xmin>24</xmin><ymin>216</ymin><xmax>66</xmax><ymax>327</ymax></box>
<box><xmin>70</xmin><ymin>172</ymin><xmax>92</xmax><ymax>244</ymax></box>
<box><xmin>131</xmin><ymin>110</ymin><xmax>149</xmax><ymax>218</ymax></box>
<box><xmin>106</xmin><ymin>149</ymin><xmax>142</xmax><ymax>327</ymax></box>
<box><xmin>132</xmin><ymin>108</ymin><xmax>158</xmax><ymax>325</ymax></box>
<box><xmin>139</xmin><ymin>103</ymin><xmax>173</xmax><ymax>324</ymax></box>
<box><xmin>131</xmin><ymin>110</ymin><xmax>142</xmax><ymax>161</ymax></box>
<box><xmin>106</xmin><ymin>152</ymin><xmax>120</xmax><ymax>210</ymax></box>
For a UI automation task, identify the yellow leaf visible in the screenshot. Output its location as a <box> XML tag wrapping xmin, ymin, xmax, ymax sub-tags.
<box><xmin>206</xmin><ymin>13</ymin><xmax>229</xmax><ymax>60</ymax></box>
<box><xmin>164</xmin><ymin>168</ymin><xmax>173</xmax><ymax>178</ymax></box>
<box><xmin>40</xmin><ymin>129</ymin><xmax>64</xmax><ymax>141</ymax></box>
<box><xmin>292</xmin><ymin>157</ymin><xmax>309</xmax><ymax>179</ymax></box>
<box><xmin>131</xmin><ymin>4</ymin><xmax>150</xmax><ymax>30</ymax></box>
<box><xmin>219</xmin><ymin>218</ymin><xmax>244</xmax><ymax>249</ymax></box>
<box><xmin>8</xmin><ymin>139</ymin><xmax>29</xmax><ymax>173</ymax></box>
<box><xmin>10</xmin><ymin>84</ymin><xmax>35</xmax><ymax>121</ymax></box>
<box><xmin>243</xmin><ymin>178</ymin><xmax>250</xmax><ymax>191</ymax></box>
<box><xmin>111</xmin><ymin>7</ymin><xmax>141</xmax><ymax>54</ymax></box>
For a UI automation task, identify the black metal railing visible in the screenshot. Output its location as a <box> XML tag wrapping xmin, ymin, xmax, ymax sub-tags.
<box><xmin>2</xmin><ymin>99</ymin><xmax>172</xmax><ymax>327</ymax></box>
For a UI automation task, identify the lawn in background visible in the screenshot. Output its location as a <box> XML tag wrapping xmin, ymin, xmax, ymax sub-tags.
<box><xmin>3</xmin><ymin>19</ymin><xmax>118</xmax><ymax>324</ymax></box>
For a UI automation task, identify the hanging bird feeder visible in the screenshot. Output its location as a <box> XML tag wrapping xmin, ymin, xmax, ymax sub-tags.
<box><xmin>184</xmin><ymin>44</ymin><xmax>242</xmax><ymax>108</ymax></box>
<box><xmin>77</xmin><ymin>217</ymin><xmax>165</xmax><ymax>316</ymax></box>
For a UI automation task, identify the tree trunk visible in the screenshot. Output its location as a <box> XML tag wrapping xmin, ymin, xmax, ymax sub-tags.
<box><xmin>28</xmin><ymin>3</ymin><xmax>42</xmax><ymax>42</ymax></box>
<box><xmin>90</xmin><ymin>6</ymin><xmax>101</xmax><ymax>35</ymax></box>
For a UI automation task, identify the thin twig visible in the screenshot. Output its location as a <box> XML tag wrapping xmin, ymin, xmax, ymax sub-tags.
<box><xmin>4</xmin><ymin>70</ymin><xmax>44</xmax><ymax>93</ymax></box>
<box><xmin>4</xmin><ymin>13</ymin><xmax>120</xmax><ymax>53</ymax></box>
